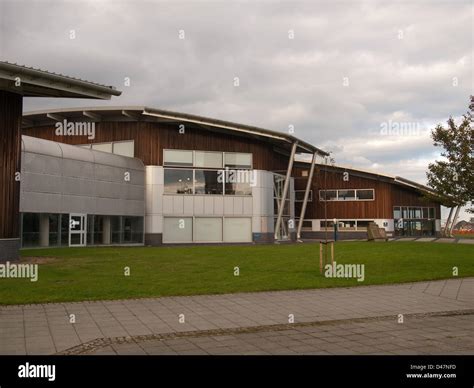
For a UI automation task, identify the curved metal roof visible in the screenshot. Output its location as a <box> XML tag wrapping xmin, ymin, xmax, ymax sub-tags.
<box><xmin>23</xmin><ymin>106</ymin><xmax>329</xmax><ymax>156</ymax></box>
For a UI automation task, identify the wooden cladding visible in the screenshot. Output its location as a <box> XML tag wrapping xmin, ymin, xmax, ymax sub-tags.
<box><xmin>294</xmin><ymin>166</ymin><xmax>441</xmax><ymax>219</ymax></box>
<box><xmin>23</xmin><ymin>121</ymin><xmax>290</xmax><ymax>171</ymax></box>
<box><xmin>0</xmin><ymin>91</ymin><xmax>22</xmax><ymax>238</ymax></box>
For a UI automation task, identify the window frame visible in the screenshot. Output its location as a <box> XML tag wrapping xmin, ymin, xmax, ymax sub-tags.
<box><xmin>319</xmin><ymin>188</ymin><xmax>375</xmax><ymax>202</ymax></box>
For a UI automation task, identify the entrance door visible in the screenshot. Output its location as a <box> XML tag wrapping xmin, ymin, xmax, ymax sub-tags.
<box><xmin>69</xmin><ymin>214</ymin><xmax>87</xmax><ymax>247</ymax></box>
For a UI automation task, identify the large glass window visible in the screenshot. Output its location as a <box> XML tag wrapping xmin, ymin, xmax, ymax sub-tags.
<box><xmin>48</xmin><ymin>214</ymin><xmax>60</xmax><ymax>246</ymax></box>
<box><xmin>61</xmin><ymin>214</ymin><xmax>69</xmax><ymax>246</ymax></box>
<box><xmin>225</xmin><ymin>180</ymin><xmax>252</xmax><ymax>195</ymax></box>
<box><xmin>194</xmin><ymin>151</ymin><xmax>223</xmax><ymax>168</ymax></box>
<box><xmin>163</xmin><ymin>150</ymin><xmax>193</xmax><ymax>167</ymax></box>
<box><xmin>224</xmin><ymin>152</ymin><xmax>252</xmax><ymax>169</ymax></box>
<box><xmin>111</xmin><ymin>216</ymin><xmax>122</xmax><ymax>244</ymax></box>
<box><xmin>93</xmin><ymin>215</ymin><xmax>104</xmax><ymax>245</ymax></box>
<box><xmin>164</xmin><ymin>169</ymin><xmax>194</xmax><ymax>194</ymax></box>
<box><xmin>194</xmin><ymin>170</ymin><xmax>223</xmax><ymax>194</ymax></box>
<box><xmin>123</xmin><ymin>217</ymin><xmax>144</xmax><ymax>243</ymax></box>
<box><xmin>22</xmin><ymin>213</ymin><xmax>40</xmax><ymax>247</ymax></box>
<box><xmin>394</xmin><ymin>206</ymin><xmax>436</xmax><ymax>236</ymax></box>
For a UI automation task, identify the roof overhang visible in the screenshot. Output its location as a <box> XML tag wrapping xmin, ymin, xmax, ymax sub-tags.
<box><xmin>0</xmin><ymin>61</ymin><xmax>121</xmax><ymax>99</ymax></box>
<box><xmin>23</xmin><ymin>106</ymin><xmax>329</xmax><ymax>156</ymax></box>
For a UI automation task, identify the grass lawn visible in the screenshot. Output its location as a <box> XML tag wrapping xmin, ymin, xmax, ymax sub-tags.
<box><xmin>0</xmin><ymin>241</ymin><xmax>472</xmax><ymax>305</ymax></box>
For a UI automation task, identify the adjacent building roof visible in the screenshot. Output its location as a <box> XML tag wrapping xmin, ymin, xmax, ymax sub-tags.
<box><xmin>22</xmin><ymin>106</ymin><xmax>329</xmax><ymax>156</ymax></box>
<box><xmin>0</xmin><ymin>61</ymin><xmax>122</xmax><ymax>99</ymax></box>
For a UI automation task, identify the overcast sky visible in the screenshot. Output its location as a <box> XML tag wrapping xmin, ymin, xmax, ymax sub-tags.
<box><xmin>1</xmin><ymin>0</ymin><xmax>472</xmax><ymax>220</ymax></box>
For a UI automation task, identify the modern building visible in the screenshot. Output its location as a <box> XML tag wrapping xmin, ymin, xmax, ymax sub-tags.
<box><xmin>0</xmin><ymin>61</ymin><xmax>121</xmax><ymax>260</ymax></box>
<box><xmin>19</xmin><ymin>106</ymin><xmax>444</xmax><ymax>248</ymax></box>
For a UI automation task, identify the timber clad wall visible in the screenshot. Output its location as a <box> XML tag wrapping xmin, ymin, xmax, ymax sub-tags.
<box><xmin>0</xmin><ymin>91</ymin><xmax>22</xmax><ymax>239</ymax></box>
<box><xmin>23</xmin><ymin>122</ymin><xmax>290</xmax><ymax>171</ymax></box>
<box><xmin>294</xmin><ymin>166</ymin><xmax>441</xmax><ymax>220</ymax></box>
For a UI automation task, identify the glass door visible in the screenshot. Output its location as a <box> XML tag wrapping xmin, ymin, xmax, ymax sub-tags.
<box><xmin>69</xmin><ymin>214</ymin><xmax>87</xmax><ymax>247</ymax></box>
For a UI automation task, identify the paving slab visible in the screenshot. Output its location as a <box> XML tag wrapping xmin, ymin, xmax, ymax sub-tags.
<box><xmin>434</xmin><ymin>238</ymin><xmax>457</xmax><ymax>243</ymax></box>
<box><xmin>458</xmin><ymin>239</ymin><xmax>474</xmax><ymax>244</ymax></box>
<box><xmin>0</xmin><ymin>278</ymin><xmax>473</xmax><ymax>355</ymax></box>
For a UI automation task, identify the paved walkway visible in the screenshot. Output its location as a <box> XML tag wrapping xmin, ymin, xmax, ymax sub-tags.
<box><xmin>0</xmin><ymin>278</ymin><xmax>472</xmax><ymax>355</ymax></box>
<box><xmin>90</xmin><ymin>312</ymin><xmax>474</xmax><ymax>355</ymax></box>
<box><xmin>391</xmin><ymin>237</ymin><xmax>474</xmax><ymax>244</ymax></box>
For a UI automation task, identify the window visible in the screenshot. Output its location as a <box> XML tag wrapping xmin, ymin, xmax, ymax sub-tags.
<box><xmin>356</xmin><ymin>189</ymin><xmax>374</xmax><ymax>200</ymax></box>
<box><xmin>320</xmin><ymin>220</ymin><xmax>335</xmax><ymax>229</ymax></box>
<box><xmin>163</xmin><ymin>150</ymin><xmax>193</xmax><ymax>167</ymax></box>
<box><xmin>163</xmin><ymin>150</ymin><xmax>253</xmax><ymax>196</ymax></box>
<box><xmin>164</xmin><ymin>169</ymin><xmax>193</xmax><ymax>194</ymax></box>
<box><xmin>402</xmin><ymin>207</ymin><xmax>409</xmax><ymax>218</ymax></box>
<box><xmin>225</xmin><ymin>181</ymin><xmax>252</xmax><ymax>195</ymax></box>
<box><xmin>274</xmin><ymin>199</ymin><xmax>291</xmax><ymax>216</ymax></box>
<box><xmin>77</xmin><ymin>141</ymin><xmax>135</xmax><ymax>157</ymax></box>
<box><xmin>111</xmin><ymin>216</ymin><xmax>122</xmax><ymax>244</ymax></box>
<box><xmin>394</xmin><ymin>206</ymin><xmax>435</xmax><ymax>220</ymax></box>
<box><xmin>320</xmin><ymin>189</ymin><xmax>374</xmax><ymax>201</ymax></box>
<box><xmin>224</xmin><ymin>152</ymin><xmax>252</xmax><ymax>169</ymax></box>
<box><xmin>113</xmin><ymin>141</ymin><xmax>134</xmax><ymax>157</ymax></box>
<box><xmin>319</xmin><ymin>190</ymin><xmax>337</xmax><ymax>201</ymax></box>
<box><xmin>295</xmin><ymin>190</ymin><xmax>313</xmax><ymax>202</ymax></box>
<box><xmin>194</xmin><ymin>151</ymin><xmax>223</xmax><ymax>168</ymax></box>
<box><xmin>356</xmin><ymin>220</ymin><xmax>374</xmax><ymax>230</ymax></box>
<box><xmin>21</xmin><ymin>213</ymin><xmax>40</xmax><ymax>247</ymax></box>
<box><xmin>338</xmin><ymin>190</ymin><xmax>356</xmax><ymax>200</ymax></box>
<box><xmin>338</xmin><ymin>220</ymin><xmax>356</xmax><ymax>230</ymax></box>
<box><xmin>194</xmin><ymin>170</ymin><xmax>223</xmax><ymax>194</ymax></box>
<box><xmin>393</xmin><ymin>207</ymin><xmax>401</xmax><ymax>219</ymax></box>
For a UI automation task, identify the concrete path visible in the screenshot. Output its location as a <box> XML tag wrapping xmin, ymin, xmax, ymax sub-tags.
<box><xmin>0</xmin><ymin>278</ymin><xmax>472</xmax><ymax>355</ymax></box>
<box><xmin>91</xmin><ymin>312</ymin><xmax>474</xmax><ymax>355</ymax></box>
